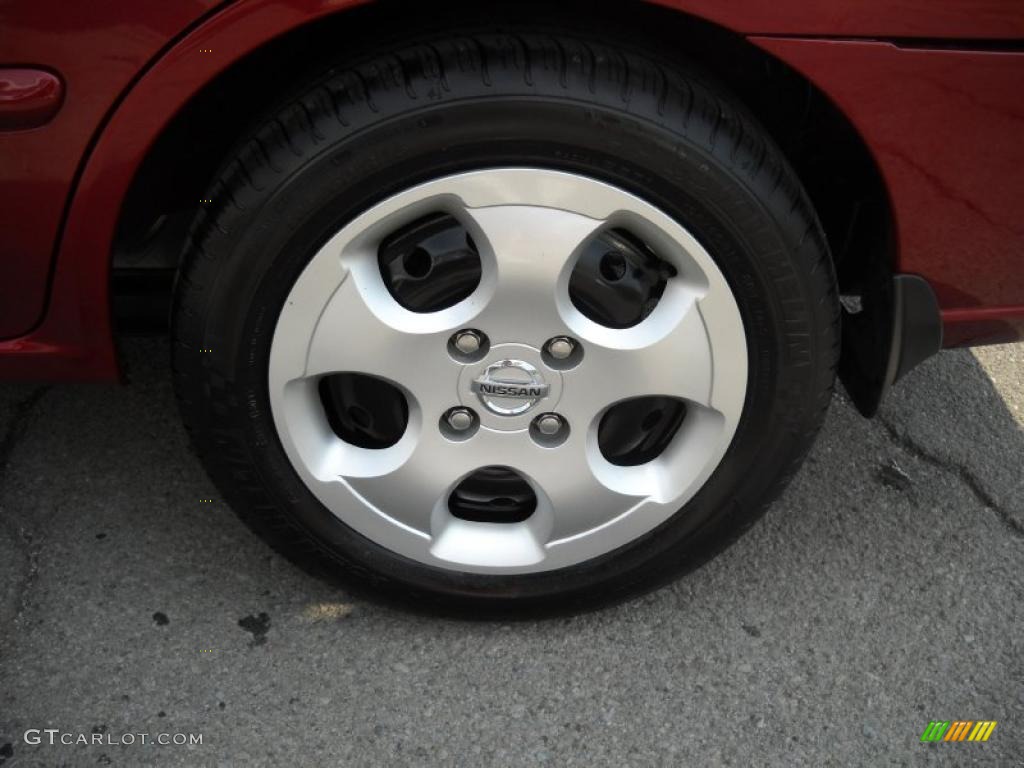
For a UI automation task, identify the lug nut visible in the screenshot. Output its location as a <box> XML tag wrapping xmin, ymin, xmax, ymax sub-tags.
<box><xmin>535</xmin><ymin>413</ymin><xmax>565</xmax><ymax>436</ymax></box>
<box><xmin>446</xmin><ymin>407</ymin><xmax>475</xmax><ymax>432</ymax></box>
<box><xmin>453</xmin><ymin>330</ymin><xmax>483</xmax><ymax>355</ymax></box>
<box><xmin>546</xmin><ymin>336</ymin><xmax>575</xmax><ymax>360</ymax></box>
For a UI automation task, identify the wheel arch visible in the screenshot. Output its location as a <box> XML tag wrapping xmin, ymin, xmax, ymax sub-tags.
<box><xmin>60</xmin><ymin>0</ymin><xmax>894</xmax><ymax>382</ymax></box>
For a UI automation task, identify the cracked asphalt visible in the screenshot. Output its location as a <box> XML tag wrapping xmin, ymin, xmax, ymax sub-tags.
<box><xmin>1</xmin><ymin>337</ymin><xmax>1021</xmax><ymax>766</ymax></box>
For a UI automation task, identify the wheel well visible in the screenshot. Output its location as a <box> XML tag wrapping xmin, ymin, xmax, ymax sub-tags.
<box><xmin>112</xmin><ymin>0</ymin><xmax>892</xmax><ymax>329</ymax></box>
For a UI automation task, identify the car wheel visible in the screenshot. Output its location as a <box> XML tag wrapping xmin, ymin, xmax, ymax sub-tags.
<box><xmin>172</xmin><ymin>27</ymin><xmax>838</xmax><ymax>611</ymax></box>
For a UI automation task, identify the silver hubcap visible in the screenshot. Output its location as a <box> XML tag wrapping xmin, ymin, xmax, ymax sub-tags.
<box><xmin>268</xmin><ymin>169</ymin><xmax>747</xmax><ymax>574</ymax></box>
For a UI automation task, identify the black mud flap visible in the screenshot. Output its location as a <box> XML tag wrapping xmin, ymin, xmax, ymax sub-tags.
<box><xmin>839</xmin><ymin>274</ymin><xmax>943</xmax><ymax>417</ymax></box>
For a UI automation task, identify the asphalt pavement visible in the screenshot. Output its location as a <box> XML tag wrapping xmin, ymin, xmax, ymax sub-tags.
<box><xmin>1</xmin><ymin>337</ymin><xmax>1021</xmax><ymax>766</ymax></box>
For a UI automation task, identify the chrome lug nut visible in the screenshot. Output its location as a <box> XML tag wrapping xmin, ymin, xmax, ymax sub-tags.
<box><xmin>546</xmin><ymin>336</ymin><xmax>575</xmax><ymax>360</ymax></box>
<box><xmin>453</xmin><ymin>329</ymin><xmax>483</xmax><ymax>355</ymax></box>
<box><xmin>535</xmin><ymin>413</ymin><xmax>565</xmax><ymax>436</ymax></box>
<box><xmin>446</xmin><ymin>407</ymin><xmax>475</xmax><ymax>432</ymax></box>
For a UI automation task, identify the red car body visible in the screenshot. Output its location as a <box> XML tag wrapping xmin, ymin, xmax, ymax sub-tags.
<box><xmin>1</xmin><ymin>0</ymin><xmax>1023</xmax><ymax>382</ymax></box>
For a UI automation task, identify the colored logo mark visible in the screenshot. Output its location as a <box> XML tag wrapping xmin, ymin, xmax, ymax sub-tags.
<box><xmin>920</xmin><ymin>721</ymin><xmax>996</xmax><ymax>742</ymax></box>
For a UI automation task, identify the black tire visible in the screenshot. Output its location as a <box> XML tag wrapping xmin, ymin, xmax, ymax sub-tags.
<box><xmin>172</xmin><ymin>26</ymin><xmax>839</xmax><ymax>613</ymax></box>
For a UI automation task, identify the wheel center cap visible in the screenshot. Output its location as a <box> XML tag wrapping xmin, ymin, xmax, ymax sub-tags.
<box><xmin>471</xmin><ymin>359</ymin><xmax>549</xmax><ymax>416</ymax></box>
